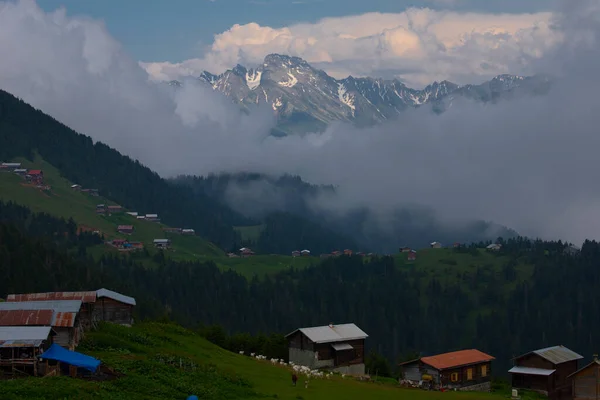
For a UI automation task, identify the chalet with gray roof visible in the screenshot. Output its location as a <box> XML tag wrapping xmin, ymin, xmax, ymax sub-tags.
<box><xmin>509</xmin><ymin>345</ymin><xmax>583</xmax><ymax>399</ymax></box>
<box><xmin>285</xmin><ymin>323</ymin><xmax>368</xmax><ymax>375</ymax></box>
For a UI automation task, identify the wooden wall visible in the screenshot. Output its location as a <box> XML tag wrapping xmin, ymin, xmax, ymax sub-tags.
<box><xmin>96</xmin><ymin>298</ymin><xmax>133</xmax><ymax>326</ymax></box>
<box><xmin>573</xmin><ymin>364</ymin><xmax>600</xmax><ymax>400</ymax></box>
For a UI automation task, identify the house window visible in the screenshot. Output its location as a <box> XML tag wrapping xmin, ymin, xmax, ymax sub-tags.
<box><xmin>481</xmin><ymin>365</ymin><xmax>487</xmax><ymax>377</ymax></box>
<box><xmin>451</xmin><ymin>372</ymin><xmax>459</xmax><ymax>382</ymax></box>
<box><xmin>466</xmin><ymin>368</ymin><xmax>473</xmax><ymax>380</ymax></box>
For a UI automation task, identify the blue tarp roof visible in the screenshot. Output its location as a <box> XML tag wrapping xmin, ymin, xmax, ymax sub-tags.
<box><xmin>39</xmin><ymin>344</ymin><xmax>101</xmax><ymax>372</ymax></box>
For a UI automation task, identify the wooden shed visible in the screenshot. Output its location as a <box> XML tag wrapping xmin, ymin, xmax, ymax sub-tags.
<box><xmin>95</xmin><ymin>289</ymin><xmax>136</xmax><ymax>326</ymax></box>
<box><xmin>509</xmin><ymin>345</ymin><xmax>583</xmax><ymax>399</ymax></box>
<box><xmin>286</xmin><ymin>323</ymin><xmax>368</xmax><ymax>375</ymax></box>
<box><xmin>569</xmin><ymin>357</ymin><xmax>600</xmax><ymax>400</ymax></box>
<box><xmin>0</xmin><ymin>326</ymin><xmax>55</xmax><ymax>377</ymax></box>
<box><xmin>399</xmin><ymin>349</ymin><xmax>495</xmax><ymax>391</ymax></box>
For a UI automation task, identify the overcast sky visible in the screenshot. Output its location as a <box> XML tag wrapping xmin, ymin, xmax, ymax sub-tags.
<box><xmin>2</xmin><ymin>0</ymin><xmax>600</xmax><ymax>244</ymax></box>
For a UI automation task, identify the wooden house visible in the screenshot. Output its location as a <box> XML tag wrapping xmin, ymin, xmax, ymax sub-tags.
<box><xmin>292</xmin><ymin>250</ymin><xmax>301</xmax><ymax>257</ymax></box>
<box><xmin>570</xmin><ymin>356</ymin><xmax>600</xmax><ymax>400</ymax></box>
<box><xmin>95</xmin><ymin>289</ymin><xmax>136</xmax><ymax>326</ymax></box>
<box><xmin>486</xmin><ymin>243</ymin><xmax>502</xmax><ymax>251</ymax></box>
<box><xmin>240</xmin><ymin>247</ymin><xmax>254</xmax><ymax>257</ymax></box>
<box><xmin>126</xmin><ymin>212</ymin><xmax>138</xmax><ymax>217</ymax></box>
<box><xmin>1</xmin><ymin>162</ymin><xmax>21</xmax><ymax>170</ymax></box>
<box><xmin>111</xmin><ymin>239</ymin><xmax>128</xmax><ymax>248</ymax></box>
<box><xmin>107</xmin><ymin>205</ymin><xmax>122</xmax><ymax>214</ymax></box>
<box><xmin>145</xmin><ymin>214</ymin><xmax>160</xmax><ymax>222</ymax></box>
<box><xmin>286</xmin><ymin>323</ymin><xmax>368</xmax><ymax>375</ymax></box>
<box><xmin>13</xmin><ymin>168</ymin><xmax>28</xmax><ymax>176</ymax></box>
<box><xmin>430</xmin><ymin>242</ymin><xmax>442</xmax><ymax>249</ymax></box>
<box><xmin>332</xmin><ymin>251</ymin><xmax>342</xmax><ymax>256</ymax></box>
<box><xmin>301</xmin><ymin>249</ymin><xmax>311</xmax><ymax>256</ymax></box>
<box><xmin>0</xmin><ymin>326</ymin><xmax>55</xmax><ymax>377</ymax></box>
<box><xmin>399</xmin><ymin>349</ymin><xmax>495</xmax><ymax>391</ymax></box>
<box><xmin>163</xmin><ymin>227</ymin><xmax>182</xmax><ymax>234</ymax></box>
<box><xmin>182</xmin><ymin>229</ymin><xmax>195</xmax><ymax>235</ymax></box>
<box><xmin>400</xmin><ymin>247</ymin><xmax>412</xmax><ymax>253</ymax></box>
<box><xmin>343</xmin><ymin>249</ymin><xmax>353</xmax><ymax>256</ymax></box>
<box><xmin>153</xmin><ymin>239</ymin><xmax>171</xmax><ymax>249</ymax></box>
<box><xmin>509</xmin><ymin>345</ymin><xmax>583</xmax><ymax>399</ymax></box>
<box><xmin>26</xmin><ymin>170</ymin><xmax>44</xmax><ymax>184</ymax></box>
<box><xmin>96</xmin><ymin>204</ymin><xmax>106</xmax><ymax>214</ymax></box>
<box><xmin>408</xmin><ymin>250</ymin><xmax>417</xmax><ymax>261</ymax></box>
<box><xmin>117</xmin><ymin>225</ymin><xmax>134</xmax><ymax>235</ymax></box>
<box><xmin>71</xmin><ymin>184</ymin><xmax>81</xmax><ymax>190</ymax></box>
<box><xmin>0</xmin><ymin>300</ymin><xmax>83</xmax><ymax>349</ymax></box>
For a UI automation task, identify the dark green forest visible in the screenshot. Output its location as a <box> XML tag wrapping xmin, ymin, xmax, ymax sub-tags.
<box><xmin>0</xmin><ymin>200</ymin><xmax>598</xmax><ymax>377</ymax></box>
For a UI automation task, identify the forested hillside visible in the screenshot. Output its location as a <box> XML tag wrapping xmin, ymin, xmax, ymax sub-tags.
<box><xmin>1</xmin><ymin>200</ymin><xmax>597</xmax><ymax>378</ymax></box>
<box><xmin>0</xmin><ymin>90</ymin><xmax>248</xmax><ymax>250</ymax></box>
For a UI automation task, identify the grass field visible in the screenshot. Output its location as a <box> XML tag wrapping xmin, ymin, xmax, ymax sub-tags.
<box><xmin>0</xmin><ymin>322</ymin><xmax>542</xmax><ymax>400</ymax></box>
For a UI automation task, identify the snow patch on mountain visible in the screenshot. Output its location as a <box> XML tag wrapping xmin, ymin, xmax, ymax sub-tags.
<box><xmin>246</xmin><ymin>70</ymin><xmax>262</xmax><ymax>90</ymax></box>
<box><xmin>337</xmin><ymin>83</ymin><xmax>355</xmax><ymax>116</ymax></box>
<box><xmin>279</xmin><ymin>73</ymin><xmax>298</xmax><ymax>88</ymax></box>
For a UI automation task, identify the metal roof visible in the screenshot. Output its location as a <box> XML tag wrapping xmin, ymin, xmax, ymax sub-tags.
<box><xmin>0</xmin><ymin>326</ymin><xmax>53</xmax><ymax>341</ymax></box>
<box><xmin>0</xmin><ymin>300</ymin><xmax>82</xmax><ymax>312</ymax></box>
<box><xmin>509</xmin><ymin>366</ymin><xmax>556</xmax><ymax>376</ymax></box>
<box><xmin>286</xmin><ymin>323</ymin><xmax>368</xmax><ymax>343</ymax></box>
<box><xmin>331</xmin><ymin>343</ymin><xmax>354</xmax><ymax>351</ymax></box>
<box><xmin>7</xmin><ymin>292</ymin><xmax>96</xmax><ymax>303</ymax></box>
<box><xmin>519</xmin><ymin>345</ymin><xmax>584</xmax><ymax>365</ymax></box>
<box><xmin>154</xmin><ymin>239</ymin><xmax>170</xmax><ymax>243</ymax></box>
<box><xmin>421</xmin><ymin>349</ymin><xmax>495</xmax><ymax>370</ymax></box>
<box><xmin>52</xmin><ymin>312</ymin><xmax>77</xmax><ymax>327</ymax></box>
<box><xmin>0</xmin><ymin>310</ymin><xmax>53</xmax><ymax>326</ymax></box>
<box><xmin>96</xmin><ymin>288</ymin><xmax>136</xmax><ymax>306</ymax></box>
<box><xmin>568</xmin><ymin>360</ymin><xmax>600</xmax><ymax>378</ymax></box>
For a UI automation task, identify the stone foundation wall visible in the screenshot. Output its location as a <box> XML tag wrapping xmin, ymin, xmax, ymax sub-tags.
<box><xmin>458</xmin><ymin>381</ymin><xmax>492</xmax><ymax>392</ymax></box>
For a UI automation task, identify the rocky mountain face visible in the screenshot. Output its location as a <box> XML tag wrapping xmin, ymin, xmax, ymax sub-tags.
<box><xmin>170</xmin><ymin>54</ymin><xmax>551</xmax><ymax>134</ymax></box>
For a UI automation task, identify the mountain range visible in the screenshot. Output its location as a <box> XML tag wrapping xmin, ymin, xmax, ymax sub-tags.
<box><xmin>169</xmin><ymin>53</ymin><xmax>552</xmax><ymax>135</ymax></box>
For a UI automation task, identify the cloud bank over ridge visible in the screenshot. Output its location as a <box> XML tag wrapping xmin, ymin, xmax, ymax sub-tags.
<box><xmin>142</xmin><ymin>8</ymin><xmax>560</xmax><ymax>87</ymax></box>
<box><xmin>1</xmin><ymin>0</ymin><xmax>600</xmax><ymax>245</ymax></box>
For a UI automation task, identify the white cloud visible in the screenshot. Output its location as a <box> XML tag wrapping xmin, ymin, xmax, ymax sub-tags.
<box><xmin>141</xmin><ymin>8</ymin><xmax>561</xmax><ymax>87</ymax></box>
<box><xmin>2</xmin><ymin>0</ymin><xmax>600</xmax><ymax>245</ymax></box>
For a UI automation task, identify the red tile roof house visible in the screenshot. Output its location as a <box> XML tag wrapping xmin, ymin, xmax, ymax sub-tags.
<box><xmin>399</xmin><ymin>349</ymin><xmax>495</xmax><ymax>391</ymax></box>
<box><xmin>26</xmin><ymin>169</ymin><xmax>44</xmax><ymax>184</ymax></box>
<box><xmin>117</xmin><ymin>225</ymin><xmax>134</xmax><ymax>235</ymax></box>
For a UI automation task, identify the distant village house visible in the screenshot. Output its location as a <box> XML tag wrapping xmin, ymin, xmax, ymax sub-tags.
<box><xmin>126</xmin><ymin>212</ymin><xmax>138</xmax><ymax>217</ymax></box>
<box><xmin>292</xmin><ymin>250</ymin><xmax>301</xmax><ymax>257</ymax></box>
<box><xmin>26</xmin><ymin>170</ymin><xmax>44</xmax><ymax>185</ymax></box>
<box><xmin>240</xmin><ymin>247</ymin><xmax>255</xmax><ymax>257</ymax></box>
<box><xmin>13</xmin><ymin>168</ymin><xmax>27</xmax><ymax>176</ymax></box>
<box><xmin>399</xmin><ymin>349</ymin><xmax>495</xmax><ymax>391</ymax></box>
<box><xmin>145</xmin><ymin>214</ymin><xmax>160</xmax><ymax>222</ymax></box>
<box><xmin>96</xmin><ymin>204</ymin><xmax>106</xmax><ymax>214</ymax></box>
<box><xmin>430</xmin><ymin>242</ymin><xmax>442</xmax><ymax>249</ymax></box>
<box><xmin>301</xmin><ymin>249</ymin><xmax>311</xmax><ymax>256</ymax></box>
<box><xmin>400</xmin><ymin>247</ymin><xmax>412</xmax><ymax>253</ymax></box>
<box><xmin>71</xmin><ymin>184</ymin><xmax>81</xmax><ymax>190</ymax></box>
<box><xmin>343</xmin><ymin>249</ymin><xmax>353</xmax><ymax>256</ymax></box>
<box><xmin>117</xmin><ymin>225</ymin><xmax>134</xmax><ymax>235</ymax></box>
<box><xmin>153</xmin><ymin>239</ymin><xmax>171</xmax><ymax>249</ymax></box>
<box><xmin>1</xmin><ymin>162</ymin><xmax>21</xmax><ymax>170</ymax></box>
<box><xmin>181</xmin><ymin>229</ymin><xmax>195</xmax><ymax>235</ymax></box>
<box><xmin>286</xmin><ymin>323</ymin><xmax>368</xmax><ymax>375</ymax></box>
<box><xmin>486</xmin><ymin>243</ymin><xmax>502</xmax><ymax>251</ymax></box>
<box><xmin>509</xmin><ymin>345</ymin><xmax>583</xmax><ymax>399</ymax></box>
<box><xmin>163</xmin><ymin>227</ymin><xmax>182</xmax><ymax>234</ymax></box>
<box><xmin>107</xmin><ymin>205</ymin><xmax>122</xmax><ymax>214</ymax></box>
<box><xmin>408</xmin><ymin>250</ymin><xmax>417</xmax><ymax>261</ymax></box>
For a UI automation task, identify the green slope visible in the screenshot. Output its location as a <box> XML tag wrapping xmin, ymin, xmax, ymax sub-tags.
<box><xmin>0</xmin><ymin>322</ymin><xmax>541</xmax><ymax>400</ymax></box>
<box><xmin>0</xmin><ymin>156</ymin><xmax>318</xmax><ymax>277</ymax></box>
<box><xmin>0</xmin><ymin>156</ymin><xmax>223</xmax><ymax>258</ymax></box>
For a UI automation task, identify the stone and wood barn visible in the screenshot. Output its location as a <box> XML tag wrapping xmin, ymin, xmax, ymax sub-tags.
<box><xmin>399</xmin><ymin>349</ymin><xmax>495</xmax><ymax>391</ymax></box>
<box><xmin>285</xmin><ymin>323</ymin><xmax>368</xmax><ymax>375</ymax></box>
<box><xmin>509</xmin><ymin>345</ymin><xmax>583</xmax><ymax>399</ymax></box>
<box><xmin>570</xmin><ymin>356</ymin><xmax>600</xmax><ymax>400</ymax></box>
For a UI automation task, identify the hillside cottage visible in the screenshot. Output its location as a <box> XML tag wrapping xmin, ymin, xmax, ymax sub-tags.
<box><xmin>117</xmin><ymin>225</ymin><xmax>134</xmax><ymax>235</ymax></box>
<box><xmin>332</xmin><ymin>251</ymin><xmax>342</xmax><ymax>256</ymax></box>
<box><xmin>163</xmin><ymin>227</ymin><xmax>182</xmax><ymax>234</ymax></box>
<box><xmin>399</xmin><ymin>349</ymin><xmax>495</xmax><ymax>391</ymax></box>
<box><xmin>107</xmin><ymin>205</ymin><xmax>122</xmax><ymax>214</ymax></box>
<box><xmin>400</xmin><ymin>247</ymin><xmax>412</xmax><ymax>253</ymax></box>
<box><xmin>126</xmin><ymin>212</ymin><xmax>138</xmax><ymax>217</ymax></box>
<box><xmin>486</xmin><ymin>244</ymin><xmax>502</xmax><ymax>251</ymax></box>
<box><xmin>96</xmin><ymin>204</ymin><xmax>106</xmax><ymax>214</ymax></box>
<box><xmin>71</xmin><ymin>184</ymin><xmax>81</xmax><ymax>190</ymax></box>
<box><xmin>430</xmin><ymin>242</ymin><xmax>442</xmax><ymax>249</ymax></box>
<box><xmin>292</xmin><ymin>250</ymin><xmax>301</xmax><ymax>257</ymax></box>
<box><xmin>0</xmin><ymin>300</ymin><xmax>82</xmax><ymax>349</ymax></box>
<box><xmin>14</xmin><ymin>168</ymin><xmax>28</xmax><ymax>176</ymax></box>
<box><xmin>1</xmin><ymin>162</ymin><xmax>21</xmax><ymax>170</ymax></box>
<box><xmin>182</xmin><ymin>229</ymin><xmax>195</xmax><ymax>235</ymax></box>
<box><xmin>301</xmin><ymin>249</ymin><xmax>311</xmax><ymax>256</ymax></box>
<box><xmin>26</xmin><ymin>170</ymin><xmax>44</xmax><ymax>184</ymax></box>
<box><xmin>570</xmin><ymin>355</ymin><xmax>600</xmax><ymax>400</ymax></box>
<box><xmin>145</xmin><ymin>214</ymin><xmax>160</xmax><ymax>222</ymax></box>
<box><xmin>408</xmin><ymin>250</ymin><xmax>417</xmax><ymax>261</ymax></box>
<box><xmin>240</xmin><ymin>247</ymin><xmax>255</xmax><ymax>257</ymax></box>
<box><xmin>153</xmin><ymin>239</ymin><xmax>171</xmax><ymax>249</ymax></box>
<box><xmin>286</xmin><ymin>323</ymin><xmax>368</xmax><ymax>375</ymax></box>
<box><xmin>343</xmin><ymin>249</ymin><xmax>353</xmax><ymax>256</ymax></box>
<box><xmin>509</xmin><ymin>345</ymin><xmax>583</xmax><ymax>399</ymax></box>
<box><xmin>0</xmin><ymin>326</ymin><xmax>55</xmax><ymax>376</ymax></box>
